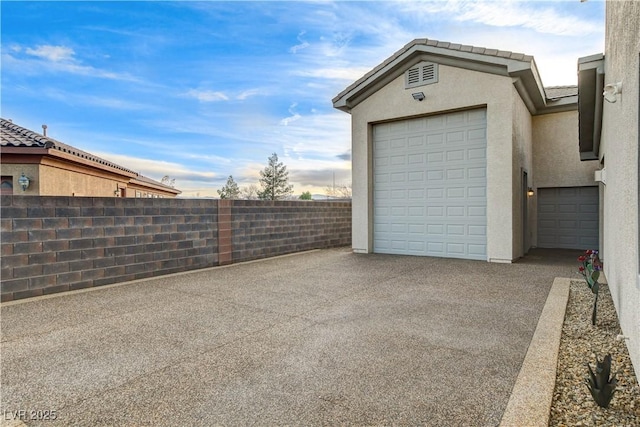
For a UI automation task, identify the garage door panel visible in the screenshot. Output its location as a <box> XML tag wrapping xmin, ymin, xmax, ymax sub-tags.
<box><xmin>407</xmin><ymin>153</ymin><xmax>425</xmax><ymax>164</ymax></box>
<box><xmin>427</xmin><ymin>133</ymin><xmax>445</xmax><ymax>145</ymax></box>
<box><xmin>447</xmin><ymin>131</ymin><xmax>465</xmax><ymax>143</ymax></box>
<box><xmin>408</xmin><ymin>171</ymin><xmax>425</xmax><ymax>182</ymax></box>
<box><xmin>373</xmin><ymin>108</ymin><xmax>486</xmax><ymax>259</ymax></box>
<box><xmin>467</xmin><ymin>109</ymin><xmax>487</xmax><ymax>123</ymax></box>
<box><xmin>468</xmin><ymin>167</ymin><xmax>486</xmax><ymax>179</ymax></box>
<box><xmin>407</xmin><ymin>189</ymin><xmax>424</xmax><ymax>199</ymax></box>
<box><xmin>468</xmin><ymin>147</ymin><xmax>486</xmax><ymax>160</ymax></box>
<box><xmin>537</xmin><ymin>187</ymin><xmax>598</xmax><ymax>250</ymax></box>
<box><xmin>447</xmin><ymin>150</ymin><xmax>465</xmax><ymax>161</ymax></box>
<box><xmin>407</xmin><ymin>135</ymin><xmax>425</xmax><ymax>147</ymax></box>
<box><xmin>427</xmin><ymin>152</ymin><xmax>445</xmax><ymax>163</ymax></box>
<box><xmin>427</xmin><ymin>206</ymin><xmax>445</xmax><ymax>217</ymax></box>
<box><xmin>468</xmin><ymin>127</ymin><xmax>487</xmax><ymax>141</ymax></box>
<box><xmin>468</xmin><ymin>225</ymin><xmax>486</xmax><ymax>236</ymax></box>
<box><xmin>427</xmin><ymin>170</ymin><xmax>444</xmax><ymax>181</ymax></box>
<box><xmin>579</xmin><ymin>204</ymin><xmax>598</xmax><ymax>213</ymax></box>
<box><xmin>447</xmin><ymin>187</ymin><xmax>465</xmax><ymax>198</ymax></box>
<box><xmin>468</xmin><ymin>186</ymin><xmax>486</xmax><ymax>198</ymax></box>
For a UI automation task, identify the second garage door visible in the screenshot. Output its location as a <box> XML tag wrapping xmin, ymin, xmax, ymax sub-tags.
<box><xmin>372</xmin><ymin>109</ymin><xmax>487</xmax><ymax>260</ymax></box>
<box><xmin>537</xmin><ymin>186</ymin><xmax>599</xmax><ymax>249</ymax></box>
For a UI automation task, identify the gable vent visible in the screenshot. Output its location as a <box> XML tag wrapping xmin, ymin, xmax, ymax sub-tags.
<box><xmin>405</xmin><ymin>62</ymin><xmax>438</xmax><ymax>89</ymax></box>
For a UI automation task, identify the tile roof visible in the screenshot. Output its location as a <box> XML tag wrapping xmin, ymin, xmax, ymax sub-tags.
<box><xmin>544</xmin><ymin>86</ymin><xmax>578</xmax><ymax>99</ymax></box>
<box><xmin>1</xmin><ymin>118</ymin><xmax>137</xmax><ymax>174</ymax></box>
<box><xmin>0</xmin><ymin>118</ymin><xmax>178</xmax><ymax>192</ymax></box>
<box><xmin>333</xmin><ymin>37</ymin><xmax>535</xmax><ymax>104</ymax></box>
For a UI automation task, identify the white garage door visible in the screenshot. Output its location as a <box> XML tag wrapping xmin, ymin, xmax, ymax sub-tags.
<box><xmin>537</xmin><ymin>187</ymin><xmax>599</xmax><ymax>249</ymax></box>
<box><xmin>373</xmin><ymin>109</ymin><xmax>487</xmax><ymax>260</ymax></box>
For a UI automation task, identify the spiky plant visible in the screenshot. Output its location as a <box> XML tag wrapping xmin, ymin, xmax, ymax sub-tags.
<box><xmin>586</xmin><ymin>354</ymin><xmax>617</xmax><ymax>408</ymax></box>
<box><xmin>578</xmin><ymin>249</ymin><xmax>602</xmax><ymax>325</ymax></box>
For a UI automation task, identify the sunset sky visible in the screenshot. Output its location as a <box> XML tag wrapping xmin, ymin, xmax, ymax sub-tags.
<box><xmin>1</xmin><ymin>0</ymin><xmax>605</xmax><ymax>197</ymax></box>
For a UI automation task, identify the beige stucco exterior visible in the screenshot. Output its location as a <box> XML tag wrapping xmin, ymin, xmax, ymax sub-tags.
<box><xmin>598</xmin><ymin>0</ymin><xmax>640</xmax><ymax>374</ymax></box>
<box><xmin>531</xmin><ymin>111</ymin><xmax>599</xmax><ymax>247</ymax></box>
<box><xmin>1</xmin><ymin>118</ymin><xmax>180</xmax><ymax>198</ymax></box>
<box><xmin>511</xmin><ymin>88</ymin><xmax>534</xmax><ymax>259</ymax></box>
<box><xmin>350</xmin><ymin>64</ymin><xmax>516</xmax><ymax>261</ymax></box>
<box><xmin>1</xmin><ymin>158</ymin><xmax>177</xmax><ymax>198</ymax></box>
<box><xmin>38</xmin><ymin>162</ymin><xmax>128</xmax><ymax>197</ymax></box>
<box><xmin>338</xmin><ymin>38</ymin><xmax>600</xmax><ymax>264</ymax></box>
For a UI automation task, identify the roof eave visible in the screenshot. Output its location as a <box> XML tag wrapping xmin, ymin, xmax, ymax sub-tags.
<box><xmin>332</xmin><ymin>40</ymin><xmax>545</xmax><ymax>114</ymax></box>
<box><xmin>577</xmin><ymin>53</ymin><xmax>605</xmax><ymax>161</ymax></box>
<box><xmin>46</xmin><ymin>148</ymin><xmax>138</xmax><ymax>178</ymax></box>
<box><xmin>129</xmin><ymin>178</ymin><xmax>181</xmax><ymax>194</ymax></box>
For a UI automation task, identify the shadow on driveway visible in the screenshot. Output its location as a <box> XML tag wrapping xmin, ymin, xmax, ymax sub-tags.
<box><xmin>1</xmin><ymin>247</ymin><xmax>578</xmax><ymax>426</ymax></box>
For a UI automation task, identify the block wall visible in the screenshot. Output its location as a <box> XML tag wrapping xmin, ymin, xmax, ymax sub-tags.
<box><xmin>0</xmin><ymin>196</ymin><xmax>351</xmax><ymax>302</ymax></box>
<box><xmin>231</xmin><ymin>200</ymin><xmax>352</xmax><ymax>262</ymax></box>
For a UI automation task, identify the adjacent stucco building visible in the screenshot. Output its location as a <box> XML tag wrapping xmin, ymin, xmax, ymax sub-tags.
<box><xmin>578</xmin><ymin>0</ymin><xmax>640</xmax><ymax>375</ymax></box>
<box><xmin>333</xmin><ymin>39</ymin><xmax>598</xmax><ymax>263</ymax></box>
<box><xmin>0</xmin><ymin>118</ymin><xmax>180</xmax><ymax>198</ymax></box>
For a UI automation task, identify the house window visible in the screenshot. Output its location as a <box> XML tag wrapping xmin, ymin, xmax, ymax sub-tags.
<box><xmin>1</xmin><ymin>176</ymin><xmax>13</xmax><ymax>195</ymax></box>
<box><xmin>405</xmin><ymin>62</ymin><xmax>438</xmax><ymax>88</ymax></box>
<box><xmin>136</xmin><ymin>191</ymin><xmax>142</xmax><ymax>198</ymax></box>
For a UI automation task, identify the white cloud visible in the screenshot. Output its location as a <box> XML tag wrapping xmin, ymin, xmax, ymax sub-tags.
<box><xmin>3</xmin><ymin>45</ymin><xmax>139</xmax><ymax>82</ymax></box>
<box><xmin>25</xmin><ymin>45</ymin><xmax>75</xmax><ymax>62</ymax></box>
<box><xmin>398</xmin><ymin>0</ymin><xmax>601</xmax><ymax>37</ymax></box>
<box><xmin>290</xmin><ymin>31</ymin><xmax>310</xmax><ymax>54</ymax></box>
<box><xmin>92</xmin><ymin>152</ymin><xmax>217</xmax><ymax>184</ymax></box>
<box><xmin>291</xmin><ymin>66</ymin><xmax>372</xmax><ymax>81</ymax></box>
<box><xmin>185</xmin><ymin>89</ymin><xmax>229</xmax><ymax>102</ymax></box>
<box><xmin>237</xmin><ymin>88</ymin><xmax>265</xmax><ymax>100</ymax></box>
<box><xmin>280</xmin><ymin>103</ymin><xmax>302</xmax><ymax>126</ymax></box>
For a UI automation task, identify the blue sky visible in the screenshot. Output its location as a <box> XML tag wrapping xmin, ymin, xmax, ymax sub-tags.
<box><xmin>1</xmin><ymin>1</ymin><xmax>605</xmax><ymax>197</ymax></box>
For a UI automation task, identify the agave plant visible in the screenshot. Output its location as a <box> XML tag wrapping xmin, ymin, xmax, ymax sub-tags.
<box><xmin>586</xmin><ymin>354</ymin><xmax>617</xmax><ymax>408</ymax></box>
<box><xmin>578</xmin><ymin>249</ymin><xmax>602</xmax><ymax>325</ymax></box>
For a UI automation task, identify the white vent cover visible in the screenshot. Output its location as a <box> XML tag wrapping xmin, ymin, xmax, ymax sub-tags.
<box><xmin>405</xmin><ymin>62</ymin><xmax>438</xmax><ymax>88</ymax></box>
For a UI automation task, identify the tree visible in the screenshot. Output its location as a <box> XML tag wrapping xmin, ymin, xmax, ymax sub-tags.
<box><xmin>241</xmin><ymin>184</ymin><xmax>259</xmax><ymax>200</ymax></box>
<box><xmin>325</xmin><ymin>183</ymin><xmax>352</xmax><ymax>199</ymax></box>
<box><xmin>299</xmin><ymin>191</ymin><xmax>312</xmax><ymax>200</ymax></box>
<box><xmin>217</xmin><ymin>175</ymin><xmax>241</xmax><ymax>199</ymax></box>
<box><xmin>257</xmin><ymin>153</ymin><xmax>293</xmax><ymax>200</ymax></box>
<box><xmin>161</xmin><ymin>175</ymin><xmax>175</xmax><ymax>188</ymax></box>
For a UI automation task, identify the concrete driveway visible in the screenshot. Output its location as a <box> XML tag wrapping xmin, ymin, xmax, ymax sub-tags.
<box><xmin>1</xmin><ymin>248</ymin><xmax>577</xmax><ymax>426</ymax></box>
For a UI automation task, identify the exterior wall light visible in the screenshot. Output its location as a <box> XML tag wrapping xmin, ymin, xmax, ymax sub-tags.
<box><xmin>412</xmin><ymin>92</ymin><xmax>425</xmax><ymax>101</ymax></box>
<box><xmin>603</xmin><ymin>82</ymin><xmax>622</xmax><ymax>103</ymax></box>
<box><xmin>527</xmin><ymin>187</ymin><xmax>535</xmax><ymax>197</ymax></box>
<box><xmin>18</xmin><ymin>173</ymin><xmax>30</xmax><ymax>192</ymax></box>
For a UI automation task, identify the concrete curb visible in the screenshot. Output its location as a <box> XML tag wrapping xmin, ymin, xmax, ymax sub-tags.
<box><xmin>499</xmin><ymin>277</ymin><xmax>571</xmax><ymax>427</ymax></box>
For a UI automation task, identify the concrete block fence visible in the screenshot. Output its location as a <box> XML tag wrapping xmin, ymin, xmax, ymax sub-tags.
<box><xmin>0</xmin><ymin>196</ymin><xmax>351</xmax><ymax>302</ymax></box>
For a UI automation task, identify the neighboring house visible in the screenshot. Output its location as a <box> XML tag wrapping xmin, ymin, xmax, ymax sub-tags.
<box><xmin>0</xmin><ymin>118</ymin><xmax>180</xmax><ymax>198</ymax></box>
<box><xmin>578</xmin><ymin>1</ymin><xmax>639</xmax><ymax>374</ymax></box>
<box><xmin>333</xmin><ymin>38</ymin><xmax>598</xmax><ymax>263</ymax></box>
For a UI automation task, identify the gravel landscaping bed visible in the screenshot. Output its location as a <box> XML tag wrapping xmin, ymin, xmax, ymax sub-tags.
<box><xmin>549</xmin><ymin>281</ymin><xmax>640</xmax><ymax>426</ymax></box>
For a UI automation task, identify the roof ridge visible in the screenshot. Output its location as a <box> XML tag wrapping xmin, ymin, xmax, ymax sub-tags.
<box><xmin>411</xmin><ymin>37</ymin><xmax>533</xmax><ymax>62</ymax></box>
<box><xmin>1</xmin><ymin>117</ymin><xmax>137</xmax><ymax>174</ymax></box>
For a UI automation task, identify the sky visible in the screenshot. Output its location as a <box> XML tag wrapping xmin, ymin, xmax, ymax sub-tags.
<box><xmin>1</xmin><ymin>0</ymin><xmax>605</xmax><ymax>198</ymax></box>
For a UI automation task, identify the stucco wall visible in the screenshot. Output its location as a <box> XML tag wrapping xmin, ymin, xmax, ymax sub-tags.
<box><xmin>531</xmin><ymin>111</ymin><xmax>599</xmax><ymax>248</ymax></box>
<box><xmin>350</xmin><ymin>64</ymin><xmax>515</xmax><ymax>261</ymax></box>
<box><xmin>532</xmin><ymin>111</ymin><xmax>597</xmax><ymax>188</ymax></box>
<box><xmin>511</xmin><ymin>88</ymin><xmax>533</xmax><ymax>259</ymax></box>
<box><xmin>600</xmin><ymin>0</ymin><xmax>640</xmax><ymax>375</ymax></box>
<box><xmin>0</xmin><ymin>164</ymin><xmax>40</xmax><ymax>196</ymax></box>
<box><xmin>39</xmin><ymin>163</ymin><xmax>126</xmax><ymax>197</ymax></box>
